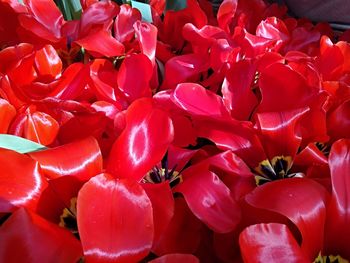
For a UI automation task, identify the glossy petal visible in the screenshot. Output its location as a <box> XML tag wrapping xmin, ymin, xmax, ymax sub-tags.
<box><xmin>0</xmin><ymin>148</ymin><xmax>47</xmax><ymax>213</ymax></box>
<box><xmin>0</xmin><ymin>208</ymin><xmax>82</xmax><ymax>263</ymax></box>
<box><xmin>325</xmin><ymin>139</ymin><xmax>350</xmax><ymax>258</ymax></box>
<box><xmin>75</xmin><ymin>29</ymin><xmax>125</xmax><ymax>57</ymax></box>
<box><xmin>222</xmin><ymin>59</ymin><xmax>258</xmax><ymax>120</ymax></box>
<box><xmin>0</xmin><ymin>99</ymin><xmax>16</xmax><ymax>133</ymax></box>
<box><xmin>107</xmin><ymin>98</ymin><xmax>174</xmax><ymax>181</ymax></box>
<box><xmin>117</xmin><ymin>54</ymin><xmax>153</xmax><ymax>102</ymax></box>
<box><xmin>176</xmin><ymin>169</ymin><xmax>240</xmax><ymax>233</ymax></box>
<box><xmin>29</xmin><ymin>136</ymin><xmax>102</xmax><ymax>181</ymax></box>
<box><xmin>114</xmin><ymin>4</ymin><xmax>141</xmax><ymax>44</ymax></box>
<box><xmin>258</xmin><ymin>63</ymin><xmax>318</xmax><ymax>112</ymax></box>
<box><xmin>255</xmin><ymin>108</ymin><xmax>309</xmax><ymax>161</ymax></box>
<box><xmin>149</xmin><ymin>254</ymin><xmax>199</xmax><ymax>263</ymax></box>
<box><xmin>34</xmin><ymin>45</ymin><xmax>62</xmax><ymax>81</ymax></box>
<box><xmin>171</xmin><ymin>83</ymin><xmax>229</xmax><ymax>118</ymax></box>
<box><xmin>245</xmin><ymin>178</ymin><xmax>328</xmax><ymax>260</ymax></box>
<box><xmin>24</xmin><ymin>111</ymin><xmax>59</xmax><ymax>146</ymax></box>
<box><xmin>21</xmin><ymin>0</ymin><xmax>63</xmax><ymax>41</ymax></box>
<box><xmin>217</xmin><ymin>0</ymin><xmax>238</xmax><ymax>34</ymax></box>
<box><xmin>77</xmin><ymin>173</ymin><xmax>154</xmax><ymax>263</ymax></box>
<box><xmin>239</xmin><ymin>223</ymin><xmax>308</xmax><ymax>263</ymax></box>
<box><xmin>79</xmin><ymin>1</ymin><xmax>119</xmax><ymax>36</ymax></box>
<box><xmin>162</xmin><ymin>54</ymin><xmax>209</xmax><ymax>90</ymax></box>
<box><xmin>327</xmin><ymin>100</ymin><xmax>350</xmax><ymax>142</ymax></box>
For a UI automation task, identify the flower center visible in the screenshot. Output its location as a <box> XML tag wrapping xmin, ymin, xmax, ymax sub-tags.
<box><xmin>254</xmin><ymin>155</ymin><xmax>302</xmax><ymax>186</ymax></box>
<box><xmin>141</xmin><ymin>152</ymin><xmax>182</xmax><ymax>188</ymax></box>
<box><xmin>59</xmin><ymin>197</ymin><xmax>79</xmax><ymax>239</ymax></box>
<box><xmin>314</xmin><ymin>253</ymin><xmax>349</xmax><ymax>263</ymax></box>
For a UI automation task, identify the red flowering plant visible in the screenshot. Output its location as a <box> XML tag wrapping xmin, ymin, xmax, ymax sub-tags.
<box><xmin>0</xmin><ymin>0</ymin><xmax>350</xmax><ymax>262</ymax></box>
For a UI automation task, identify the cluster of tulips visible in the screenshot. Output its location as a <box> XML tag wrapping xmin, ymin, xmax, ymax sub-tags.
<box><xmin>0</xmin><ymin>0</ymin><xmax>350</xmax><ymax>262</ymax></box>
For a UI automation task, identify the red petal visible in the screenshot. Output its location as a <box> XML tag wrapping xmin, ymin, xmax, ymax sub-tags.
<box><xmin>75</xmin><ymin>29</ymin><xmax>125</xmax><ymax>57</ymax></box>
<box><xmin>0</xmin><ymin>208</ymin><xmax>82</xmax><ymax>262</ymax></box>
<box><xmin>171</xmin><ymin>83</ymin><xmax>229</xmax><ymax>118</ymax></box>
<box><xmin>239</xmin><ymin>223</ymin><xmax>308</xmax><ymax>263</ymax></box>
<box><xmin>29</xmin><ymin>136</ymin><xmax>102</xmax><ymax>181</ymax></box>
<box><xmin>21</xmin><ymin>0</ymin><xmax>63</xmax><ymax>41</ymax></box>
<box><xmin>77</xmin><ymin>173</ymin><xmax>154</xmax><ymax>263</ymax></box>
<box><xmin>34</xmin><ymin>45</ymin><xmax>62</xmax><ymax>81</ymax></box>
<box><xmin>107</xmin><ymin>98</ymin><xmax>174</xmax><ymax>181</ymax></box>
<box><xmin>222</xmin><ymin>59</ymin><xmax>258</xmax><ymax>120</ymax></box>
<box><xmin>143</xmin><ymin>182</ymin><xmax>174</xmax><ymax>246</ymax></box>
<box><xmin>152</xmin><ymin>197</ymin><xmax>202</xmax><ymax>255</ymax></box>
<box><xmin>327</xmin><ymin>99</ymin><xmax>350</xmax><ymax>142</ymax></box>
<box><xmin>149</xmin><ymin>254</ymin><xmax>199</xmax><ymax>263</ymax></box>
<box><xmin>79</xmin><ymin>1</ymin><xmax>119</xmax><ymax>36</ymax></box>
<box><xmin>161</xmin><ymin>54</ymin><xmax>209</xmax><ymax>90</ymax></box>
<box><xmin>176</xmin><ymin>169</ymin><xmax>240</xmax><ymax>233</ymax></box>
<box><xmin>217</xmin><ymin>0</ymin><xmax>238</xmax><ymax>34</ymax></box>
<box><xmin>0</xmin><ymin>98</ymin><xmax>16</xmax><ymax>133</ymax></box>
<box><xmin>325</xmin><ymin>139</ymin><xmax>350</xmax><ymax>258</ymax></box>
<box><xmin>117</xmin><ymin>54</ymin><xmax>153</xmax><ymax>102</ymax></box>
<box><xmin>258</xmin><ymin>63</ymin><xmax>318</xmax><ymax>112</ymax></box>
<box><xmin>255</xmin><ymin>108</ymin><xmax>309</xmax><ymax>161</ymax></box>
<box><xmin>0</xmin><ymin>149</ymin><xmax>47</xmax><ymax>213</ymax></box>
<box><xmin>245</xmin><ymin>178</ymin><xmax>329</xmax><ymax>260</ymax></box>
<box><xmin>114</xmin><ymin>4</ymin><xmax>141</xmax><ymax>44</ymax></box>
<box><xmin>24</xmin><ymin>111</ymin><xmax>59</xmax><ymax>146</ymax></box>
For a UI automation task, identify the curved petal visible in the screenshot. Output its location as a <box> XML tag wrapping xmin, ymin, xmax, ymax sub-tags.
<box><xmin>258</xmin><ymin>63</ymin><xmax>317</xmax><ymax>112</ymax></box>
<box><xmin>327</xmin><ymin>100</ymin><xmax>350</xmax><ymax>142</ymax></box>
<box><xmin>107</xmin><ymin>98</ymin><xmax>174</xmax><ymax>181</ymax></box>
<box><xmin>171</xmin><ymin>83</ymin><xmax>229</xmax><ymax>118</ymax></box>
<box><xmin>217</xmin><ymin>0</ymin><xmax>238</xmax><ymax>34</ymax></box>
<box><xmin>77</xmin><ymin>173</ymin><xmax>154</xmax><ymax>263</ymax></box>
<box><xmin>0</xmin><ymin>208</ymin><xmax>82</xmax><ymax>263</ymax></box>
<box><xmin>239</xmin><ymin>223</ymin><xmax>308</xmax><ymax>263</ymax></box>
<box><xmin>114</xmin><ymin>4</ymin><xmax>141</xmax><ymax>44</ymax></box>
<box><xmin>176</xmin><ymin>169</ymin><xmax>241</xmax><ymax>233</ymax></box>
<box><xmin>152</xmin><ymin>197</ymin><xmax>202</xmax><ymax>255</ymax></box>
<box><xmin>0</xmin><ymin>148</ymin><xmax>47</xmax><ymax>213</ymax></box>
<box><xmin>0</xmin><ymin>98</ymin><xmax>16</xmax><ymax>133</ymax></box>
<box><xmin>117</xmin><ymin>54</ymin><xmax>153</xmax><ymax>103</ymax></box>
<box><xmin>161</xmin><ymin>54</ymin><xmax>209</xmax><ymax>90</ymax></box>
<box><xmin>34</xmin><ymin>45</ymin><xmax>62</xmax><ymax>81</ymax></box>
<box><xmin>255</xmin><ymin>108</ymin><xmax>309</xmax><ymax>161</ymax></box>
<box><xmin>24</xmin><ymin>111</ymin><xmax>59</xmax><ymax>146</ymax></box>
<box><xmin>149</xmin><ymin>254</ymin><xmax>199</xmax><ymax>263</ymax></box>
<box><xmin>21</xmin><ymin>0</ymin><xmax>63</xmax><ymax>41</ymax></box>
<box><xmin>79</xmin><ymin>1</ymin><xmax>119</xmax><ymax>36</ymax></box>
<box><xmin>29</xmin><ymin>136</ymin><xmax>102</xmax><ymax>181</ymax></box>
<box><xmin>325</xmin><ymin>139</ymin><xmax>350</xmax><ymax>258</ymax></box>
<box><xmin>222</xmin><ymin>59</ymin><xmax>258</xmax><ymax>120</ymax></box>
<box><xmin>142</xmin><ymin>182</ymin><xmax>174</xmax><ymax>246</ymax></box>
<box><xmin>245</xmin><ymin>178</ymin><xmax>329</xmax><ymax>260</ymax></box>
<box><xmin>75</xmin><ymin>29</ymin><xmax>125</xmax><ymax>57</ymax></box>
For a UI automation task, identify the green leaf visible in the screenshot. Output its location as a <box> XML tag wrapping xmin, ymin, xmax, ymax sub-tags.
<box><xmin>55</xmin><ymin>0</ymin><xmax>82</xmax><ymax>20</ymax></box>
<box><xmin>0</xmin><ymin>134</ymin><xmax>48</xmax><ymax>154</ymax></box>
<box><xmin>131</xmin><ymin>1</ymin><xmax>152</xmax><ymax>23</ymax></box>
<box><xmin>165</xmin><ymin>0</ymin><xmax>187</xmax><ymax>11</ymax></box>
